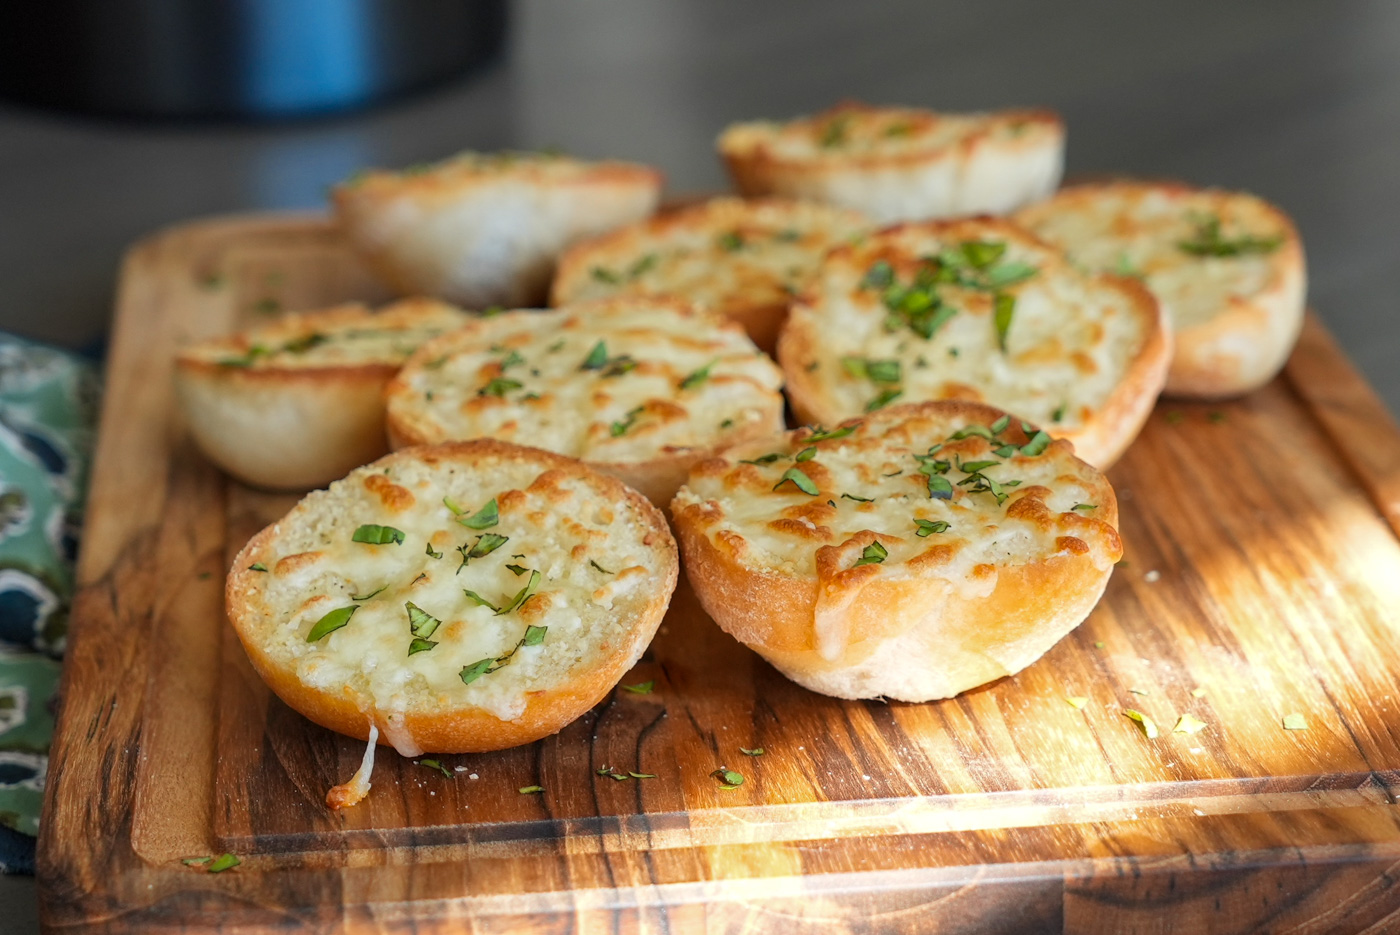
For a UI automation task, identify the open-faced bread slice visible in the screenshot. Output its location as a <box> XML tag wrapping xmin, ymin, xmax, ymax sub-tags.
<box><xmin>174</xmin><ymin>298</ymin><xmax>469</xmax><ymax>490</ymax></box>
<box><xmin>777</xmin><ymin>216</ymin><xmax>1171</xmax><ymax>468</ymax></box>
<box><xmin>550</xmin><ymin>197</ymin><xmax>869</xmax><ymax>352</ymax></box>
<box><xmin>671</xmin><ymin>401</ymin><xmax>1121</xmax><ymax>701</ymax></box>
<box><xmin>1014</xmin><ymin>180</ymin><xmax>1306</xmax><ymax>398</ymax></box>
<box><xmin>332</xmin><ymin>151</ymin><xmax>662</xmax><ymax>308</ymax></box>
<box><xmin>384</xmin><ymin>297</ymin><xmax>786</xmax><ymax>505</ymax></box>
<box><xmin>227</xmin><ymin>440</ymin><xmax>679</xmax><ymax>776</ymax></box>
<box><xmin>717</xmin><ymin>103</ymin><xmax>1064</xmax><ymax>224</ymax></box>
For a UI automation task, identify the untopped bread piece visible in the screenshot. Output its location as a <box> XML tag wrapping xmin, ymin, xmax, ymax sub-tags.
<box><xmin>332</xmin><ymin>151</ymin><xmax>662</xmax><ymax>308</ymax></box>
<box><xmin>550</xmin><ymin>197</ymin><xmax>869</xmax><ymax>352</ymax></box>
<box><xmin>385</xmin><ymin>297</ymin><xmax>786</xmax><ymax>504</ymax></box>
<box><xmin>672</xmin><ymin>401</ymin><xmax>1121</xmax><ymax>701</ymax></box>
<box><xmin>1015</xmin><ymin>180</ymin><xmax>1306</xmax><ymax>398</ymax></box>
<box><xmin>778</xmin><ymin>217</ymin><xmax>1171</xmax><ymax>468</ymax></box>
<box><xmin>717</xmin><ymin>103</ymin><xmax>1064</xmax><ymax>224</ymax></box>
<box><xmin>227</xmin><ymin>440</ymin><xmax>679</xmax><ymax>771</ymax></box>
<box><xmin>174</xmin><ymin>298</ymin><xmax>469</xmax><ymax>490</ymax></box>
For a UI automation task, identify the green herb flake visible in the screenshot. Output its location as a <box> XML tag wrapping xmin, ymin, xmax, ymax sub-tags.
<box><xmin>993</xmin><ymin>293</ymin><xmax>1016</xmax><ymax>352</ymax></box>
<box><xmin>804</xmin><ymin>423</ymin><xmax>858</xmax><ymax>444</ymax></box>
<box><xmin>861</xmin><ymin>260</ymin><xmax>894</xmax><ymax>290</ymax></box>
<box><xmin>408</xmin><ymin>637</ymin><xmax>438</xmax><ymax>656</ymax></box>
<box><xmin>925</xmin><ymin>474</ymin><xmax>954</xmax><ymax>500</ymax></box>
<box><xmin>740</xmin><ymin>452</ymin><xmax>782</xmax><ymax>465</ymax></box>
<box><xmin>628</xmin><ymin>253</ymin><xmax>658</xmax><ymax>278</ymax></box>
<box><xmin>740</xmin><ymin>747</ymin><xmax>765</xmax><ymax>757</ymax></box>
<box><xmin>464</xmin><ymin>533</ymin><xmax>509</xmax><ymax>564</ymax></box>
<box><xmin>1123</xmin><ymin>709</ymin><xmax>1160</xmax><ymax>739</ymax></box>
<box><xmin>629</xmin><ymin>771</ymin><xmax>657</xmax><ymax>779</ymax></box>
<box><xmin>504</xmin><ymin>563</ymin><xmax>529</xmax><ymax>577</ymax></box>
<box><xmin>351</xmin><ymin>585</ymin><xmax>387</xmax><ymax>601</ymax></box>
<box><xmin>405</xmin><ymin>601</ymin><xmax>442</xmax><ymax>639</ymax></box>
<box><xmin>989</xmin><ymin>415</ymin><xmax>1011</xmax><ymax>434</ymax></box>
<box><xmin>497</xmin><ymin>569</ymin><xmax>541</xmax><ymax>615</ymax></box>
<box><xmin>622</xmin><ymin>680</ymin><xmax>654</xmax><ymax>694</ymax></box>
<box><xmin>425</xmin><ymin>542</ymin><xmax>443</xmax><ymax>560</ymax></box>
<box><xmin>985</xmin><ymin>261</ymin><xmax>1039</xmax><ymax>289</ymax></box>
<box><xmin>546</xmin><ymin>339</ymin><xmax>567</xmax><ymax>353</ymax></box>
<box><xmin>818</xmin><ymin>114</ymin><xmax>850</xmax><ymax>148</ymax></box>
<box><xmin>307</xmin><ymin>605</ymin><xmax>358</xmax><ymax>642</ymax></box>
<box><xmin>253</xmin><ymin>297</ymin><xmax>281</xmax><ymax>316</ymax></box>
<box><xmin>591</xmin><ymin>266</ymin><xmax>621</xmax><ymax>284</ymax></box>
<box><xmin>459</xmin><ymin>658</ymin><xmax>495</xmax><ymax>685</ymax></box>
<box><xmin>1177</xmin><ymin>214</ymin><xmax>1284</xmax><ymax>257</ymax></box>
<box><xmin>680</xmin><ymin>359</ymin><xmax>718</xmax><ymax>390</ymax></box>
<box><xmin>866</xmin><ymin>387</ymin><xmax>903</xmax><ymax>412</ymax></box>
<box><xmin>351</xmin><ymin>524</ymin><xmax>405</xmax><ymax>546</ymax></box>
<box><xmin>610</xmin><ymin>405</ymin><xmax>644</xmax><ymax>437</ymax></box>
<box><xmin>419</xmin><ymin>758</ymin><xmax>453</xmax><ymax>778</ymax></box>
<box><xmin>711</xmin><ymin>767</ymin><xmax>745</xmax><ymax>789</ymax></box>
<box><xmin>854</xmin><ymin>541</ymin><xmax>888</xmax><ymax>567</ymax></box>
<box><xmin>519</xmin><ymin>785</ymin><xmax>545</xmax><ymax>795</ymax></box>
<box><xmin>182</xmin><ymin>856</ymin><xmax>212</xmax><ymax>866</ymax></box>
<box><xmin>1020</xmin><ymin>431</ymin><xmax>1052</xmax><ymax>457</ymax></box>
<box><xmin>206</xmin><ymin>853</ymin><xmax>240</xmax><ymax>873</ymax></box>
<box><xmin>1051</xmin><ymin>403</ymin><xmax>1067</xmax><ymax>422</ymax></box>
<box><xmin>580</xmin><ymin>340</ymin><xmax>609</xmax><ymax>370</ymax></box>
<box><xmin>458</xmin><ymin>498</ymin><xmax>500</xmax><ymax>529</ymax></box>
<box><xmin>521</xmin><ymin>624</ymin><xmax>548</xmax><ymax>646</ymax></box>
<box><xmin>773</xmin><ymin>467</ymin><xmax>819</xmax><ymax>496</ymax></box>
<box><xmin>841</xmin><ymin>492</ymin><xmax>873</xmax><ymax>503</ymax></box>
<box><xmin>1072</xmin><ymin>503</ymin><xmax>1097</xmax><ymax>513</ymax></box>
<box><xmin>1283</xmin><ymin>713</ymin><xmax>1308</xmax><ymax>731</ymax></box>
<box><xmin>498</xmin><ymin>348</ymin><xmax>525</xmax><ymax>370</ymax></box>
<box><xmin>717</xmin><ymin>230</ymin><xmax>745</xmax><ymax>252</ymax></box>
<box><xmin>914</xmin><ymin>519</ymin><xmax>950</xmax><ymax>537</ymax></box>
<box><xmin>462</xmin><ymin>589</ymin><xmax>501</xmax><ymax>611</ymax></box>
<box><xmin>248</xmin><ymin>563</ymin><xmax>268</xmax><ymax>572</ymax></box>
<box><xmin>795</xmin><ymin>446</ymin><xmax>817</xmax><ymax>462</ymax></box>
<box><xmin>1173</xmin><ymin>714</ymin><xmax>1208</xmax><ymax>735</ymax></box>
<box><xmin>588</xmin><ymin>559</ymin><xmax>614</xmax><ymax>575</ymax></box>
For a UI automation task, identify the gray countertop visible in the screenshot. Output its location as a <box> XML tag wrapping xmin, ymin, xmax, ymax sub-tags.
<box><xmin>5</xmin><ymin>0</ymin><xmax>1399</xmax><ymax>926</ymax></box>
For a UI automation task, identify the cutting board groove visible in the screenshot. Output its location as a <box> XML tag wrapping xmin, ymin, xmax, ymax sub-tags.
<box><xmin>37</xmin><ymin>214</ymin><xmax>1400</xmax><ymax>934</ymax></box>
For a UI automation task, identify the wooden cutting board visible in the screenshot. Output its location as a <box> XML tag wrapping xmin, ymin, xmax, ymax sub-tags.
<box><xmin>36</xmin><ymin>214</ymin><xmax>1400</xmax><ymax>934</ymax></box>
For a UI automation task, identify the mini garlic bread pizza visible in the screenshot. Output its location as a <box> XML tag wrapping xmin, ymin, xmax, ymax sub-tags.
<box><xmin>717</xmin><ymin>103</ymin><xmax>1064</xmax><ymax>224</ymax></box>
<box><xmin>174</xmin><ymin>298</ymin><xmax>469</xmax><ymax>490</ymax></box>
<box><xmin>550</xmin><ymin>197</ymin><xmax>869</xmax><ymax>352</ymax></box>
<box><xmin>1015</xmin><ymin>180</ymin><xmax>1306</xmax><ymax>398</ymax></box>
<box><xmin>332</xmin><ymin>150</ymin><xmax>662</xmax><ymax>308</ymax></box>
<box><xmin>227</xmin><ymin>441</ymin><xmax>679</xmax><ymax>806</ymax></box>
<box><xmin>778</xmin><ymin>216</ymin><xmax>1171</xmax><ymax>468</ymax></box>
<box><xmin>671</xmin><ymin>401</ymin><xmax>1121</xmax><ymax>702</ymax></box>
<box><xmin>385</xmin><ymin>297</ymin><xmax>786</xmax><ymax>504</ymax></box>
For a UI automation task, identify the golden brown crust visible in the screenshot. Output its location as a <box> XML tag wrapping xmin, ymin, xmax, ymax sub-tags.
<box><xmin>226</xmin><ymin>439</ymin><xmax>679</xmax><ymax>753</ymax></box>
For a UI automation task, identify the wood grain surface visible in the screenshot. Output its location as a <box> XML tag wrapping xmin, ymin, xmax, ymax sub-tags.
<box><xmin>36</xmin><ymin>215</ymin><xmax>1400</xmax><ymax>934</ymax></box>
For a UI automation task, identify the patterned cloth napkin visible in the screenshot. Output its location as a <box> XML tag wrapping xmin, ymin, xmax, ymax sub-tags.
<box><xmin>0</xmin><ymin>334</ymin><xmax>99</xmax><ymax>873</ymax></box>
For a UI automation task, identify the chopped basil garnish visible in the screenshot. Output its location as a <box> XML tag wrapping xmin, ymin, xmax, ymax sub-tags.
<box><xmin>478</xmin><ymin>377</ymin><xmax>523</xmax><ymax>397</ymax></box>
<box><xmin>951</xmin><ymin>424</ymin><xmax>992</xmax><ymax>441</ymax></box>
<box><xmin>841</xmin><ymin>492</ymin><xmax>873</xmax><ymax>502</ymax></box>
<box><xmin>740</xmin><ymin>747</ymin><xmax>765</xmax><ymax>757</ymax></box>
<box><xmin>1123</xmin><ymin>709</ymin><xmax>1159</xmax><ymax>739</ymax></box>
<box><xmin>182</xmin><ymin>856</ymin><xmax>211</xmax><ymax>866</ymax></box>
<box><xmin>457</xmin><ymin>498</ymin><xmax>499</xmax><ymax>529</ymax></box>
<box><xmin>925</xmin><ymin>474</ymin><xmax>953</xmax><ymax>500</ymax></box>
<box><xmin>818</xmin><ymin>113</ymin><xmax>850</xmax><ymax>147</ymax></box>
<box><xmin>589</xmin><ymin>559</ymin><xmax>613</xmax><ymax>574</ymax></box>
<box><xmin>630</xmin><ymin>771</ymin><xmax>657</xmax><ymax>779</ymax></box>
<box><xmin>773</xmin><ymin>467</ymin><xmax>819</xmax><ymax>495</ymax></box>
<box><xmin>993</xmin><ymin>293</ymin><xmax>1016</xmax><ymax>351</ymax></box>
<box><xmin>861</xmin><ymin>260</ymin><xmax>894</xmax><ymax>290</ymax></box>
<box><xmin>248</xmin><ymin>563</ymin><xmax>268</xmax><ymax>572</ymax></box>
<box><xmin>522</xmin><ymin>624</ymin><xmax>547</xmax><ymax>646</ymax></box>
<box><xmin>621</xmin><ymin>680</ymin><xmax>654</xmax><ymax>694</ymax></box>
<box><xmin>711</xmin><ymin>767</ymin><xmax>745</xmax><ymax>789</ymax></box>
<box><xmin>459</xmin><ymin>658</ymin><xmax>494</xmax><ymax>684</ymax></box>
<box><xmin>457</xmin><ymin>533</ymin><xmax>509</xmax><ymax>573</ymax></box>
<box><xmin>1051</xmin><ymin>403</ymin><xmax>1067</xmax><ymax>422</ymax></box>
<box><xmin>1020</xmin><ymin>430</ymin><xmax>1052</xmax><ymax>457</ymax></box>
<box><xmin>282</xmin><ymin>332</ymin><xmax>328</xmax><ymax>355</ymax></box>
<box><xmin>351</xmin><ymin>524</ymin><xmax>404</xmax><ymax>546</ymax></box>
<box><xmin>580</xmin><ymin>340</ymin><xmax>608</xmax><ymax>370</ymax></box>
<box><xmin>1072</xmin><ymin>503</ymin><xmax>1097</xmax><ymax>513</ymax></box>
<box><xmin>406</xmin><ymin>601</ymin><xmax>442</xmax><ymax>639</ymax></box>
<box><xmin>804</xmin><ymin>423</ymin><xmax>858</xmax><ymax>444</ymax></box>
<box><xmin>795</xmin><ymin>446</ymin><xmax>817</xmax><ymax>462</ymax></box>
<box><xmin>740</xmin><ymin>453</ymin><xmax>782</xmax><ymax>465</ymax></box>
<box><xmin>425</xmin><ymin>543</ymin><xmax>443</xmax><ymax>559</ymax></box>
<box><xmin>519</xmin><ymin>785</ymin><xmax>544</xmax><ymax>794</ymax></box>
<box><xmin>841</xmin><ymin>356</ymin><xmax>902</xmax><ymax>384</ymax></box>
<box><xmin>408</xmin><ymin>637</ymin><xmax>438</xmax><ymax>656</ymax></box>
<box><xmin>990</xmin><ymin>415</ymin><xmax>1011</xmax><ymax>434</ymax></box>
<box><xmin>717</xmin><ymin>230</ymin><xmax>745</xmax><ymax>252</ymax></box>
<box><xmin>601</xmin><ymin>355</ymin><xmax>637</xmax><ymax>377</ymax></box>
<box><xmin>419</xmin><ymin>758</ymin><xmax>453</xmax><ymax>778</ymax></box>
<box><xmin>854</xmin><ymin>541</ymin><xmax>888</xmax><ymax>567</ymax></box>
<box><xmin>462</xmin><ymin>589</ymin><xmax>500</xmax><ymax>611</ymax></box>
<box><xmin>546</xmin><ymin>338</ymin><xmax>566</xmax><ymax>353</ymax></box>
<box><xmin>1178</xmin><ymin>214</ymin><xmax>1283</xmax><ymax>257</ymax></box>
<box><xmin>591</xmin><ymin>266</ymin><xmax>621</xmax><ymax>284</ymax></box>
<box><xmin>610</xmin><ymin>406</ymin><xmax>644</xmax><ymax>437</ymax></box>
<box><xmin>497</xmin><ymin>569</ymin><xmax>541</xmax><ymax>615</ymax></box>
<box><xmin>960</xmin><ymin>240</ymin><xmax>1006</xmax><ymax>269</ymax></box>
<box><xmin>866</xmin><ymin>387</ymin><xmax>903</xmax><ymax>412</ymax></box>
<box><xmin>505</xmin><ymin>563</ymin><xmax>529</xmax><ymax>576</ymax></box>
<box><xmin>985</xmin><ymin>261</ymin><xmax>1038</xmax><ymax>289</ymax></box>
<box><xmin>914</xmin><ymin>519</ymin><xmax>950</xmax><ymax>536</ymax></box>
<box><xmin>499</xmin><ymin>349</ymin><xmax>524</xmax><ymax>370</ymax></box>
<box><xmin>206</xmin><ymin>853</ymin><xmax>240</xmax><ymax>873</ymax></box>
<box><xmin>351</xmin><ymin>585</ymin><xmax>387</xmax><ymax>601</ymax></box>
<box><xmin>307</xmin><ymin>605</ymin><xmax>357</xmax><ymax>642</ymax></box>
<box><xmin>629</xmin><ymin>253</ymin><xmax>658</xmax><ymax>278</ymax></box>
<box><xmin>680</xmin><ymin>359</ymin><xmax>718</xmax><ymax>390</ymax></box>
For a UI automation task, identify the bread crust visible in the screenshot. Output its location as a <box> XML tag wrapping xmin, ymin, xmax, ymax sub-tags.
<box><xmin>226</xmin><ymin>439</ymin><xmax>679</xmax><ymax>753</ymax></box>
<box><xmin>1015</xmin><ymin>180</ymin><xmax>1306</xmax><ymax>399</ymax></box>
<box><xmin>384</xmin><ymin>297</ymin><xmax>786</xmax><ymax>505</ymax></box>
<box><xmin>717</xmin><ymin>103</ymin><xmax>1064</xmax><ymax>224</ymax></box>
<box><xmin>173</xmin><ymin>299</ymin><xmax>468</xmax><ymax>490</ymax></box>
<box><xmin>777</xmin><ymin>216</ymin><xmax>1171</xmax><ymax>469</ymax></box>
<box><xmin>670</xmin><ymin>401</ymin><xmax>1121</xmax><ymax>701</ymax></box>
<box><xmin>550</xmin><ymin>197</ymin><xmax>869</xmax><ymax>353</ymax></box>
<box><xmin>332</xmin><ymin>152</ymin><xmax>662</xmax><ymax>308</ymax></box>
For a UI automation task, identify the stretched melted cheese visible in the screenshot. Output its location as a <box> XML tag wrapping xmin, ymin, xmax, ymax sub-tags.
<box><xmin>179</xmin><ymin>298</ymin><xmax>469</xmax><ymax>370</ymax></box>
<box><xmin>781</xmin><ymin>217</ymin><xmax>1154</xmax><ymax>430</ymax></box>
<box><xmin>233</xmin><ymin>452</ymin><xmax>667</xmax><ymax>749</ymax></box>
<box><xmin>551</xmin><ymin>197</ymin><xmax>868</xmax><ymax>318</ymax></box>
<box><xmin>386</xmin><ymin>299</ymin><xmax>785</xmax><ymax>463</ymax></box>
<box><xmin>1015</xmin><ymin>181</ymin><xmax>1297</xmax><ymax>330</ymax></box>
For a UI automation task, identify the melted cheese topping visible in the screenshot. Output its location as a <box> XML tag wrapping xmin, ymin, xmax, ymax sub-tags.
<box><xmin>786</xmin><ymin>218</ymin><xmax>1151</xmax><ymax>428</ymax></box>
<box><xmin>675</xmin><ymin>406</ymin><xmax>1120</xmax><ymax>586</ymax></box>
<box><xmin>180</xmin><ymin>299</ymin><xmax>469</xmax><ymax>370</ymax></box>
<box><xmin>1016</xmin><ymin>182</ymin><xmax>1294</xmax><ymax>330</ymax></box>
<box><xmin>236</xmin><ymin>452</ymin><xmax>668</xmax><ymax>744</ymax></box>
<box><xmin>387</xmin><ymin>299</ymin><xmax>785</xmax><ymax>462</ymax></box>
<box><xmin>342</xmin><ymin>150</ymin><xmax>649</xmax><ymax>192</ymax></box>
<box><xmin>552</xmin><ymin>198</ymin><xmax>868</xmax><ymax>317</ymax></box>
<box><xmin>719</xmin><ymin>106</ymin><xmax>1058</xmax><ymax>164</ymax></box>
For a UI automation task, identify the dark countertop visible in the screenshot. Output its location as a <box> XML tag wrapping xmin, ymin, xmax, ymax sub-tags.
<box><xmin>5</xmin><ymin>0</ymin><xmax>1399</xmax><ymax>925</ymax></box>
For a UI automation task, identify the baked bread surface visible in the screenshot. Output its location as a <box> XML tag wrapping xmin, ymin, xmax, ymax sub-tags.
<box><xmin>174</xmin><ymin>298</ymin><xmax>468</xmax><ymax>490</ymax></box>
<box><xmin>671</xmin><ymin>401</ymin><xmax>1121</xmax><ymax>701</ymax></box>
<box><xmin>717</xmin><ymin>103</ymin><xmax>1064</xmax><ymax>224</ymax></box>
<box><xmin>778</xmin><ymin>216</ymin><xmax>1171</xmax><ymax>468</ymax></box>
<box><xmin>227</xmin><ymin>440</ymin><xmax>679</xmax><ymax>754</ymax></box>
<box><xmin>1015</xmin><ymin>180</ymin><xmax>1306</xmax><ymax>398</ymax></box>
<box><xmin>332</xmin><ymin>151</ymin><xmax>662</xmax><ymax>308</ymax></box>
<box><xmin>550</xmin><ymin>197</ymin><xmax>868</xmax><ymax>352</ymax></box>
<box><xmin>385</xmin><ymin>297</ymin><xmax>786</xmax><ymax>504</ymax></box>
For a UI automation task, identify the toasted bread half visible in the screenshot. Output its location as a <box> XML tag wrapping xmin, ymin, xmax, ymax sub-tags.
<box><xmin>671</xmin><ymin>401</ymin><xmax>1121</xmax><ymax>701</ymax></box>
<box><xmin>227</xmin><ymin>440</ymin><xmax>679</xmax><ymax>758</ymax></box>
<box><xmin>1015</xmin><ymin>180</ymin><xmax>1306</xmax><ymax>398</ymax></box>
<box><xmin>174</xmin><ymin>298</ymin><xmax>469</xmax><ymax>490</ymax></box>
<box><xmin>717</xmin><ymin>103</ymin><xmax>1064</xmax><ymax>224</ymax></box>
<box><xmin>550</xmin><ymin>197</ymin><xmax>869</xmax><ymax>352</ymax></box>
<box><xmin>384</xmin><ymin>297</ymin><xmax>786</xmax><ymax>504</ymax></box>
<box><xmin>777</xmin><ymin>216</ymin><xmax>1171</xmax><ymax>468</ymax></box>
<box><xmin>332</xmin><ymin>151</ymin><xmax>662</xmax><ymax>308</ymax></box>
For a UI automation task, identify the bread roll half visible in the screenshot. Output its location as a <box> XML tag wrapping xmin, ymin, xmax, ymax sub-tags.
<box><xmin>1015</xmin><ymin>180</ymin><xmax>1306</xmax><ymax>398</ymax></box>
<box><xmin>718</xmin><ymin>103</ymin><xmax>1064</xmax><ymax>224</ymax></box>
<box><xmin>385</xmin><ymin>297</ymin><xmax>786</xmax><ymax>505</ymax></box>
<box><xmin>550</xmin><ymin>197</ymin><xmax>869</xmax><ymax>352</ymax></box>
<box><xmin>332</xmin><ymin>151</ymin><xmax>662</xmax><ymax>308</ymax></box>
<box><xmin>174</xmin><ymin>298</ymin><xmax>469</xmax><ymax>490</ymax></box>
<box><xmin>227</xmin><ymin>440</ymin><xmax>679</xmax><ymax>759</ymax></box>
<box><xmin>778</xmin><ymin>216</ymin><xmax>1171</xmax><ymax>468</ymax></box>
<box><xmin>671</xmin><ymin>401</ymin><xmax>1121</xmax><ymax>701</ymax></box>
